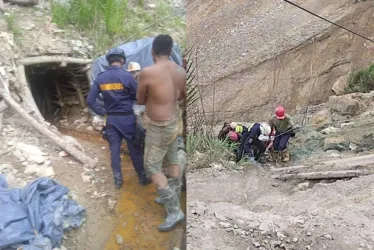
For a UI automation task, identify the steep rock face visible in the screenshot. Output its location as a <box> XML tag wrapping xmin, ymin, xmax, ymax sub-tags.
<box><xmin>187</xmin><ymin>0</ymin><xmax>374</xmax><ymax>122</ymax></box>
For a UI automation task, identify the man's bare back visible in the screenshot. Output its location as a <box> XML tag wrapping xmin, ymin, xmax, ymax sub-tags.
<box><xmin>138</xmin><ymin>60</ymin><xmax>186</xmax><ymax>121</ymax></box>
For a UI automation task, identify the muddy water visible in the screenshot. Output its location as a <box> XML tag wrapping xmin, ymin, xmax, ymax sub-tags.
<box><xmin>104</xmin><ymin>164</ymin><xmax>186</xmax><ymax>250</ymax></box>
<box><xmin>58</xmin><ymin>127</ymin><xmax>186</xmax><ymax>250</ymax></box>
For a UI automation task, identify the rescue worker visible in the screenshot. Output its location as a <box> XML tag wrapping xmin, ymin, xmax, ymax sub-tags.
<box><xmin>269</xmin><ymin>105</ymin><xmax>296</xmax><ymax>162</ymax></box>
<box><xmin>86</xmin><ymin>48</ymin><xmax>150</xmax><ymax>189</ymax></box>
<box><xmin>218</xmin><ymin>122</ymin><xmax>231</xmax><ymax>141</ymax></box>
<box><xmin>127</xmin><ymin>61</ymin><xmax>141</xmax><ymax>80</ymax></box>
<box><xmin>227</xmin><ymin>130</ymin><xmax>240</xmax><ymax>144</ymax></box>
<box><xmin>241</xmin><ymin>122</ymin><xmax>272</xmax><ymax>163</ymax></box>
<box><xmin>230</xmin><ymin>122</ymin><xmax>248</xmax><ymax>134</ymax></box>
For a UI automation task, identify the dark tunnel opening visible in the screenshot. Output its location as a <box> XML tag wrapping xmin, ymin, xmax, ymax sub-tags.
<box><xmin>25</xmin><ymin>63</ymin><xmax>90</xmax><ymax>125</ymax></box>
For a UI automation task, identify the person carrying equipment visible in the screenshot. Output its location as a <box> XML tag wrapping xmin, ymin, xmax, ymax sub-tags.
<box><xmin>241</xmin><ymin>122</ymin><xmax>272</xmax><ymax>163</ymax></box>
<box><xmin>269</xmin><ymin>105</ymin><xmax>296</xmax><ymax>162</ymax></box>
<box><xmin>86</xmin><ymin>47</ymin><xmax>150</xmax><ymax>189</ymax></box>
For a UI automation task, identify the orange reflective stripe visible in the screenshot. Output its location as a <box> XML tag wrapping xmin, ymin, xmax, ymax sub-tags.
<box><xmin>100</xmin><ymin>83</ymin><xmax>124</xmax><ymax>91</ymax></box>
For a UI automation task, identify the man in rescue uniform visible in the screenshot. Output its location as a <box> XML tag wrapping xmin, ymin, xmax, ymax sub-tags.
<box><xmin>237</xmin><ymin>122</ymin><xmax>272</xmax><ymax>163</ymax></box>
<box><xmin>86</xmin><ymin>48</ymin><xmax>150</xmax><ymax>189</ymax></box>
<box><xmin>269</xmin><ymin>105</ymin><xmax>296</xmax><ymax>162</ymax></box>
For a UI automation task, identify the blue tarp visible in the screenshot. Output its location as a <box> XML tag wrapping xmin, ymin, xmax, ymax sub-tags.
<box><xmin>89</xmin><ymin>37</ymin><xmax>183</xmax><ymax>115</ymax></box>
<box><xmin>0</xmin><ymin>175</ymin><xmax>86</xmax><ymax>250</ymax></box>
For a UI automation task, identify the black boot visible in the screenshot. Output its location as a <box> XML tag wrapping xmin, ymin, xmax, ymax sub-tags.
<box><xmin>138</xmin><ymin>172</ymin><xmax>152</xmax><ymax>186</ymax></box>
<box><xmin>114</xmin><ymin>179</ymin><xmax>123</xmax><ymax>189</ymax></box>
<box><xmin>157</xmin><ymin>186</ymin><xmax>185</xmax><ymax>232</ymax></box>
<box><xmin>155</xmin><ymin>178</ymin><xmax>181</xmax><ymax>205</ymax></box>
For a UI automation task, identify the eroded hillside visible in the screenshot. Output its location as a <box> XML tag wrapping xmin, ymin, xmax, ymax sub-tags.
<box><xmin>187</xmin><ymin>0</ymin><xmax>374</xmax><ymax>122</ymax></box>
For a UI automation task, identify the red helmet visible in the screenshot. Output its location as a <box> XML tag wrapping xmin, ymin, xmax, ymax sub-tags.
<box><xmin>228</xmin><ymin>131</ymin><xmax>239</xmax><ymax>142</ymax></box>
<box><xmin>275</xmin><ymin>105</ymin><xmax>286</xmax><ymax>119</ymax></box>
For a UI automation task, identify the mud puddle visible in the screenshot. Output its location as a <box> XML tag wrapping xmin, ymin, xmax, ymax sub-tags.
<box><xmin>59</xmin><ymin>127</ymin><xmax>186</xmax><ymax>250</ymax></box>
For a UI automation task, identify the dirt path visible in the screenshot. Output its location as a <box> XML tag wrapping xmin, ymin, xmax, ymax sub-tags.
<box><xmin>187</xmin><ymin>160</ymin><xmax>374</xmax><ymax>250</ymax></box>
<box><xmin>58</xmin><ymin>129</ymin><xmax>186</xmax><ymax>250</ymax></box>
<box><xmin>0</xmin><ymin>112</ymin><xmax>185</xmax><ymax>250</ymax></box>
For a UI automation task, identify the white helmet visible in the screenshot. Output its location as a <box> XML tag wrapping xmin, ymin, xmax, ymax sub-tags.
<box><xmin>127</xmin><ymin>62</ymin><xmax>141</xmax><ymax>72</ymax></box>
<box><xmin>229</xmin><ymin>122</ymin><xmax>237</xmax><ymax>129</ymax></box>
<box><xmin>260</xmin><ymin>123</ymin><xmax>271</xmax><ymax>136</ymax></box>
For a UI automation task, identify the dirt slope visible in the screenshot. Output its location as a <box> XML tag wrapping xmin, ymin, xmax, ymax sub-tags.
<box><xmin>187</xmin><ymin>0</ymin><xmax>374</xmax><ymax>122</ymax></box>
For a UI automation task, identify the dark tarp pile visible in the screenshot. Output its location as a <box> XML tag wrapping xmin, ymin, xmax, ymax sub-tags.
<box><xmin>0</xmin><ymin>175</ymin><xmax>86</xmax><ymax>250</ymax></box>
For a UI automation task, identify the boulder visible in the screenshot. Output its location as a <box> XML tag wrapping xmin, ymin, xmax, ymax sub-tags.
<box><xmin>328</xmin><ymin>95</ymin><xmax>360</xmax><ymax>116</ymax></box>
<box><xmin>323</xmin><ymin>136</ymin><xmax>349</xmax><ymax>151</ymax></box>
<box><xmin>331</xmin><ymin>75</ymin><xmax>348</xmax><ymax>96</ymax></box>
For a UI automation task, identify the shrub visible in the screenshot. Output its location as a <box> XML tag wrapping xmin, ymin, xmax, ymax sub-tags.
<box><xmin>345</xmin><ymin>63</ymin><xmax>374</xmax><ymax>93</ymax></box>
<box><xmin>51</xmin><ymin>0</ymin><xmax>186</xmax><ymax>56</ymax></box>
<box><xmin>187</xmin><ymin>133</ymin><xmax>237</xmax><ymax>169</ymax></box>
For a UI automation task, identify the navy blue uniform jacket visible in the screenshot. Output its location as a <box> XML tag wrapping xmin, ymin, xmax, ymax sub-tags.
<box><xmin>86</xmin><ymin>66</ymin><xmax>137</xmax><ymax>116</ymax></box>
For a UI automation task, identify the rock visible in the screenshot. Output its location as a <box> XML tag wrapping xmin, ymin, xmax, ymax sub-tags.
<box><xmin>75</xmin><ymin>40</ymin><xmax>83</xmax><ymax>47</ymax></box>
<box><xmin>297</xmin><ymin>182</ymin><xmax>309</xmax><ymax>191</ymax></box>
<box><xmin>24</xmin><ymin>164</ymin><xmax>38</xmax><ymax>175</ymax></box>
<box><xmin>328</xmin><ymin>95</ymin><xmax>360</xmax><ymax>116</ymax></box>
<box><xmin>331</xmin><ymin>76</ymin><xmax>348</xmax><ymax>95</ymax></box>
<box><xmin>292</xmin><ymin>237</ymin><xmax>298</xmax><ymax>243</ymax></box>
<box><xmin>323</xmin><ymin>136</ymin><xmax>348</xmax><ymax>151</ymax></box>
<box><xmin>21</xmin><ymin>23</ymin><xmax>36</xmax><ymax>30</ymax></box>
<box><xmin>115</xmin><ymin>234</ymin><xmax>124</xmax><ymax>245</ymax></box>
<box><xmin>108</xmin><ymin>199</ymin><xmax>117</xmax><ymax>211</ymax></box>
<box><xmin>16</xmin><ymin>142</ymin><xmax>46</xmax><ymax>157</ymax></box>
<box><xmin>307</xmin><ymin>232</ymin><xmax>312</xmax><ymax>236</ymax></box>
<box><xmin>214</xmin><ymin>212</ymin><xmax>226</xmax><ymax>221</ymax></box>
<box><xmin>321</xmin><ymin>126</ymin><xmax>339</xmax><ymax>134</ymax></box>
<box><xmin>272</xmin><ymin>183</ymin><xmax>279</xmax><ymax>187</ymax></box>
<box><xmin>341</xmin><ymin>122</ymin><xmax>354</xmax><ymax>128</ymax></box>
<box><xmin>211</xmin><ymin>163</ymin><xmax>224</xmax><ymax>170</ymax></box>
<box><xmin>253</xmin><ymin>242</ymin><xmax>261</xmax><ymax>248</ymax></box>
<box><xmin>349</xmin><ymin>143</ymin><xmax>358</xmax><ymax>151</ymax></box>
<box><xmin>323</xmin><ymin>234</ymin><xmax>333</xmax><ymax>240</ymax></box>
<box><xmin>227</xmin><ymin>161</ymin><xmax>236</xmax><ymax>168</ymax></box>
<box><xmin>28</xmin><ymin>155</ymin><xmax>45</xmax><ymax>165</ymax></box>
<box><xmin>81</xmin><ymin>172</ymin><xmax>93</xmax><ymax>183</ymax></box>
<box><xmin>59</xmin><ymin>151</ymin><xmax>69</xmax><ymax>157</ymax></box>
<box><xmin>37</xmin><ymin>166</ymin><xmax>55</xmax><ymax>177</ymax></box>
<box><xmin>86</xmin><ymin>126</ymin><xmax>94</xmax><ymax>132</ymax></box>
<box><xmin>219</xmin><ymin>222</ymin><xmax>231</xmax><ymax>228</ymax></box>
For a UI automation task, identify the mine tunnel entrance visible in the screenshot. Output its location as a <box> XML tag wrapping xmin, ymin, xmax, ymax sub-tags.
<box><xmin>25</xmin><ymin>62</ymin><xmax>91</xmax><ymax>128</ymax></box>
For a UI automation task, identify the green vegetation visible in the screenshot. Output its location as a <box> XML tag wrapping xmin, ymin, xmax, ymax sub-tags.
<box><xmin>51</xmin><ymin>0</ymin><xmax>186</xmax><ymax>56</ymax></box>
<box><xmin>4</xmin><ymin>14</ymin><xmax>22</xmax><ymax>45</ymax></box>
<box><xmin>187</xmin><ymin>133</ymin><xmax>237</xmax><ymax>168</ymax></box>
<box><xmin>345</xmin><ymin>63</ymin><xmax>374</xmax><ymax>93</ymax></box>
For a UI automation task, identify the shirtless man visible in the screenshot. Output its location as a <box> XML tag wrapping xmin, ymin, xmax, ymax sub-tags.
<box><xmin>137</xmin><ymin>34</ymin><xmax>186</xmax><ymax>232</ymax></box>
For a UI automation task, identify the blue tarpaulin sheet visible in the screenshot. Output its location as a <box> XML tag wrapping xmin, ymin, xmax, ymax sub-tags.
<box><xmin>89</xmin><ymin>37</ymin><xmax>183</xmax><ymax>115</ymax></box>
<box><xmin>0</xmin><ymin>175</ymin><xmax>86</xmax><ymax>250</ymax></box>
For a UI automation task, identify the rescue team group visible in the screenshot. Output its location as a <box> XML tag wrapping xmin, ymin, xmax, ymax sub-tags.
<box><xmin>86</xmin><ymin>34</ymin><xmax>186</xmax><ymax>232</ymax></box>
<box><xmin>218</xmin><ymin>106</ymin><xmax>298</xmax><ymax>164</ymax></box>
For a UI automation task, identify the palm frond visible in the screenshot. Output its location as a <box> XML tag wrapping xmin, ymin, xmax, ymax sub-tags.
<box><xmin>185</xmin><ymin>47</ymin><xmax>199</xmax><ymax>108</ymax></box>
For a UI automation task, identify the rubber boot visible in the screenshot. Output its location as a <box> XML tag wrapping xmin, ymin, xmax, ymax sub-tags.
<box><xmin>270</xmin><ymin>149</ymin><xmax>279</xmax><ymax>162</ymax></box>
<box><xmin>155</xmin><ymin>178</ymin><xmax>181</xmax><ymax>205</ymax></box>
<box><xmin>157</xmin><ymin>186</ymin><xmax>185</xmax><ymax>232</ymax></box>
<box><xmin>281</xmin><ymin>149</ymin><xmax>290</xmax><ymax>162</ymax></box>
<box><xmin>257</xmin><ymin>155</ymin><xmax>266</xmax><ymax>164</ymax></box>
